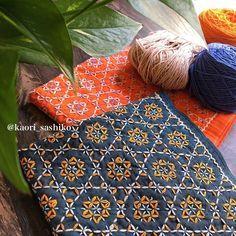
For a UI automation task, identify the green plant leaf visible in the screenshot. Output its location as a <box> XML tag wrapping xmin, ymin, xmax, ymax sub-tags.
<box><xmin>128</xmin><ymin>0</ymin><xmax>206</xmax><ymax>46</ymax></box>
<box><xmin>54</xmin><ymin>0</ymin><xmax>114</xmax><ymax>24</ymax></box>
<box><xmin>0</xmin><ymin>0</ymin><xmax>74</xmax><ymax>80</ymax></box>
<box><xmin>0</xmin><ymin>49</ymin><xmax>29</xmax><ymax>193</ymax></box>
<box><xmin>159</xmin><ymin>0</ymin><xmax>203</xmax><ymax>37</ymax></box>
<box><xmin>0</xmin><ymin>17</ymin><xmax>56</xmax><ymax>66</ymax></box>
<box><xmin>67</xmin><ymin>6</ymin><xmax>142</xmax><ymax>56</ymax></box>
<box><xmin>53</xmin><ymin>0</ymin><xmax>95</xmax><ymax>14</ymax></box>
<box><xmin>0</xmin><ymin>36</ymin><xmax>55</xmax><ymax>66</ymax></box>
<box><xmin>88</xmin><ymin>0</ymin><xmax>114</xmax><ymax>10</ymax></box>
<box><xmin>19</xmin><ymin>47</ymin><xmax>55</xmax><ymax>66</ymax></box>
<box><xmin>54</xmin><ymin>0</ymin><xmax>97</xmax><ymax>24</ymax></box>
<box><xmin>53</xmin><ymin>1</ymin><xmax>140</xmax><ymax>56</ymax></box>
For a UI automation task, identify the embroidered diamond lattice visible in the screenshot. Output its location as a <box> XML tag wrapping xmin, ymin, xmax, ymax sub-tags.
<box><xmin>19</xmin><ymin>93</ymin><xmax>236</xmax><ymax>235</ymax></box>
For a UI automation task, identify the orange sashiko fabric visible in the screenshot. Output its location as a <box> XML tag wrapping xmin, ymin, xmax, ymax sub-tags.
<box><xmin>29</xmin><ymin>49</ymin><xmax>235</xmax><ymax>147</ymax></box>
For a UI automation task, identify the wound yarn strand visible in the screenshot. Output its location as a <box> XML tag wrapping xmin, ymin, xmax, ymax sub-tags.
<box><xmin>199</xmin><ymin>8</ymin><xmax>236</xmax><ymax>46</ymax></box>
<box><xmin>189</xmin><ymin>43</ymin><xmax>236</xmax><ymax>112</ymax></box>
<box><xmin>128</xmin><ymin>30</ymin><xmax>203</xmax><ymax>90</ymax></box>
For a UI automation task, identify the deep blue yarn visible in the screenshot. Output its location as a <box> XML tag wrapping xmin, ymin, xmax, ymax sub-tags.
<box><xmin>189</xmin><ymin>43</ymin><xmax>236</xmax><ymax>113</ymax></box>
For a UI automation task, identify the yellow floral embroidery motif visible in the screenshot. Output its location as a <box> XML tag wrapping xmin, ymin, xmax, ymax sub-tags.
<box><xmin>223</xmin><ymin>198</ymin><xmax>236</xmax><ymax>221</ymax></box>
<box><xmin>152</xmin><ymin>159</ymin><xmax>176</xmax><ymax>181</ymax></box>
<box><xmin>82</xmin><ymin>196</ymin><xmax>111</xmax><ymax>223</ymax></box>
<box><xmin>39</xmin><ymin>194</ymin><xmax>58</xmax><ymax>220</ymax></box>
<box><xmin>47</xmin><ymin>135</ymin><xmax>56</xmax><ymax>143</ymax></box>
<box><xmin>20</xmin><ymin>157</ymin><xmax>36</xmax><ymax>179</ymax></box>
<box><xmin>128</xmin><ymin>127</ymin><xmax>149</xmax><ymax>146</ymax></box>
<box><xmin>168</xmin><ymin>130</ymin><xmax>189</xmax><ymax>148</ymax></box>
<box><xmin>133</xmin><ymin>196</ymin><xmax>159</xmax><ymax>222</ymax></box>
<box><xmin>144</xmin><ymin>103</ymin><xmax>163</xmax><ymax>120</ymax></box>
<box><xmin>86</xmin><ymin>122</ymin><xmax>108</xmax><ymax>143</ymax></box>
<box><xmin>107</xmin><ymin>156</ymin><xmax>131</xmax><ymax>181</ymax></box>
<box><xmin>114</xmin><ymin>106</ymin><xmax>127</xmax><ymax>116</ymax></box>
<box><xmin>181</xmin><ymin>195</ymin><xmax>205</xmax><ymax>223</ymax></box>
<box><xmin>60</xmin><ymin>157</ymin><xmax>85</xmax><ymax>182</ymax></box>
<box><xmin>193</xmin><ymin>162</ymin><xmax>216</xmax><ymax>185</ymax></box>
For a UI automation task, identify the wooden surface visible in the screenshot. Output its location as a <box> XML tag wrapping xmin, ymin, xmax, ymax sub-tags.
<box><xmin>0</xmin><ymin>174</ymin><xmax>22</xmax><ymax>236</ymax></box>
<box><xmin>2</xmin><ymin>1</ymin><xmax>235</xmax><ymax>235</ymax></box>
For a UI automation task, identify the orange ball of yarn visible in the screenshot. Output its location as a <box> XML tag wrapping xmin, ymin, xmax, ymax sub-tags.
<box><xmin>199</xmin><ymin>9</ymin><xmax>236</xmax><ymax>46</ymax></box>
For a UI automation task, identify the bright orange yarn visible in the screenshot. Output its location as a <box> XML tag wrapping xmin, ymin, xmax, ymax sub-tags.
<box><xmin>199</xmin><ymin>9</ymin><xmax>236</xmax><ymax>46</ymax></box>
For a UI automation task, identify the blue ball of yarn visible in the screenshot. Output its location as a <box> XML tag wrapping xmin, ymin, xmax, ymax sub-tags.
<box><xmin>189</xmin><ymin>43</ymin><xmax>236</xmax><ymax>112</ymax></box>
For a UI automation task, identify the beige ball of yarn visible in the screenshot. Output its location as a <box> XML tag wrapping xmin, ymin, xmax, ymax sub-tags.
<box><xmin>128</xmin><ymin>30</ymin><xmax>203</xmax><ymax>90</ymax></box>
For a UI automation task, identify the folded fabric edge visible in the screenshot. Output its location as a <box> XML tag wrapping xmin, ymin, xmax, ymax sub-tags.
<box><xmin>204</xmin><ymin>114</ymin><xmax>236</xmax><ymax>147</ymax></box>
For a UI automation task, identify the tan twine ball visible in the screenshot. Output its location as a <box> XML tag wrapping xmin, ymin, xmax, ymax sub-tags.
<box><xmin>128</xmin><ymin>30</ymin><xmax>203</xmax><ymax>90</ymax></box>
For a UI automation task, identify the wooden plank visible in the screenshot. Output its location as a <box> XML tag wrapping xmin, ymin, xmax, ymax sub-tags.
<box><xmin>0</xmin><ymin>174</ymin><xmax>22</xmax><ymax>236</ymax></box>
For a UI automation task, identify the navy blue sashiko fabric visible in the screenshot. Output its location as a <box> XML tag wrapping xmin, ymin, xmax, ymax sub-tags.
<box><xmin>19</xmin><ymin>92</ymin><xmax>236</xmax><ymax>235</ymax></box>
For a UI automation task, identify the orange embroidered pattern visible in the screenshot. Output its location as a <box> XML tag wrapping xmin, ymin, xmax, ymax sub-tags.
<box><xmin>29</xmin><ymin>49</ymin><xmax>235</xmax><ymax>147</ymax></box>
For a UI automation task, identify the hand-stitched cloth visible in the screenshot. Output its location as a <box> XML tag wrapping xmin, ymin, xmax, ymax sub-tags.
<box><xmin>29</xmin><ymin>50</ymin><xmax>235</xmax><ymax>147</ymax></box>
<box><xmin>19</xmin><ymin>93</ymin><xmax>236</xmax><ymax>235</ymax></box>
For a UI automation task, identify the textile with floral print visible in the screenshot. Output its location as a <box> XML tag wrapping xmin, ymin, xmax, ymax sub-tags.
<box><xmin>19</xmin><ymin>93</ymin><xmax>236</xmax><ymax>235</ymax></box>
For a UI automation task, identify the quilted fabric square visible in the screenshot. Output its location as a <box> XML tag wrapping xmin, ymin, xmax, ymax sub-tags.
<box><xmin>19</xmin><ymin>93</ymin><xmax>236</xmax><ymax>235</ymax></box>
<box><xmin>29</xmin><ymin>50</ymin><xmax>235</xmax><ymax>147</ymax></box>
